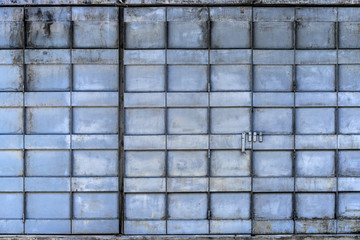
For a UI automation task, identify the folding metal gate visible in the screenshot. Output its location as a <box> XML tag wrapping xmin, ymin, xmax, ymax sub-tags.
<box><xmin>123</xmin><ymin>6</ymin><xmax>360</xmax><ymax>235</ymax></box>
<box><xmin>1</xmin><ymin>4</ymin><xmax>360</xmax><ymax>236</ymax></box>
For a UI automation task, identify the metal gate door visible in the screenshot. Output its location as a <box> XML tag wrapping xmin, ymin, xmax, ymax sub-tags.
<box><xmin>1</xmin><ymin>4</ymin><xmax>360</xmax><ymax>236</ymax></box>
<box><xmin>124</xmin><ymin>6</ymin><xmax>360</xmax><ymax>235</ymax></box>
<box><xmin>0</xmin><ymin>6</ymin><xmax>120</xmax><ymax>234</ymax></box>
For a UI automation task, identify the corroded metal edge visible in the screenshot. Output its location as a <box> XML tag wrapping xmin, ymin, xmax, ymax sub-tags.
<box><xmin>123</xmin><ymin>0</ymin><xmax>360</xmax><ymax>4</ymax></box>
<box><xmin>0</xmin><ymin>0</ymin><xmax>118</xmax><ymax>5</ymax></box>
<box><xmin>3</xmin><ymin>0</ymin><xmax>360</xmax><ymax>5</ymax></box>
<box><xmin>1</xmin><ymin>236</ymin><xmax>360</xmax><ymax>240</ymax></box>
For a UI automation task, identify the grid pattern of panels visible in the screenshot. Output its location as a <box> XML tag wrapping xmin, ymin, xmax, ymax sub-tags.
<box><xmin>124</xmin><ymin>7</ymin><xmax>360</xmax><ymax>235</ymax></box>
<box><xmin>0</xmin><ymin>7</ymin><xmax>120</xmax><ymax>234</ymax></box>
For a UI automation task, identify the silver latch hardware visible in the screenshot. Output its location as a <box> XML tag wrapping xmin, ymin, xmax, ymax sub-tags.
<box><xmin>241</xmin><ymin>132</ymin><xmax>246</xmax><ymax>153</ymax></box>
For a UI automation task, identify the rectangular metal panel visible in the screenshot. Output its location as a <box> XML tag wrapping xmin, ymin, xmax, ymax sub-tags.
<box><xmin>253</xmin><ymin>151</ymin><xmax>292</xmax><ymax>177</ymax></box>
<box><xmin>125</xmin><ymin>194</ymin><xmax>165</xmax><ymax>220</ymax></box>
<box><xmin>254</xmin><ymin>194</ymin><xmax>293</xmax><ymax>220</ymax></box>
<box><xmin>168</xmin><ymin>151</ymin><xmax>207</xmax><ymax>177</ymax></box>
<box><xmin>26</xmin><ymin>193</ymin><xmax>70</xmax><ymax>219</ymax></box>
<box><xmin>296</xmin><ymin>193</ymin><xmax>335</xmax><ymax>219</ymax></box>
<box><xmin>210</xmin><ymin>193</ymin><xmax>250</xmax><ymax>219</ymax></box>
<box><xmin>168</xmin><ymin>193</ymin><xmax>208</xmax><ymax>219</ymax></box>
<box><xmin>0</xmin><ymin>193</ymin><xmax>23</xmax><ymax>218</ymax></box>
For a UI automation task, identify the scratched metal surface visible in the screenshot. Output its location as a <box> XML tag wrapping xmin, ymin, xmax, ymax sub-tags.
<box><xmin>1</xmin><ymin>4</ymin><xmax>360</xmax><ymax>236</ymax></box>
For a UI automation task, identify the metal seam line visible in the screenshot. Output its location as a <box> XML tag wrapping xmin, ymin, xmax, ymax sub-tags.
<box><xmin>22</xmin><ymin>5</ymin><xmax>26</xmax><ymax>233</ymax></box>
<box><xmin>165</xmin><ymin>6</ymin><xmax>169</xmax><ymax>234</ymax></box>
<box><xmin>250</xmin><ymin>5</ymin><xmax>255</xmax><ymax>236</ymax></box>
<box><xmin>206</xmin><ymin>6</ymin><xmax>211</xmax><ymax>234</ymax></box>
<box><xmin>119</xmin><ymin>5</ymin><xmax>125</xmax><ymax>235</ymax></box>
<box><xmin>293</xmin><ymin>7</ymin><xmax>297</xmax><ymax>233</ymax></box>
<box><xmin>335</xmin><ymin>7</ymin><xmax>339</xmax><ymax>233</ymax></box>
<box><xmin>69</xmin><ymin>7</ymin><xmax>74</xmax><ymax>233</ymax></box>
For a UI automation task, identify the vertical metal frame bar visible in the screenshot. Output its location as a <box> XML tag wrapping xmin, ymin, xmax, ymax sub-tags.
<box><xmin>69</xmin><ymin>6</ymin><xmax>74</xmax><ymax>233</ymax></box>
<box><xmin>118</xmin><ymin>6</ymin><xmax>125</xmax><ymax>235</ymax></box>
<box><xmin>292</xmin><ymin>7</ymin><xmax>297</xmax><ymax>233</ymax></box>
<box><xmin>22</xmin><ymin>5</ymin><xmax>26</xmax><ymax>234</ymax></box>
<box><xmin>335</xmin><ymin>7</ymin><xmax>339</xmax><ymax>233</ymax></box>
<box><xmin>206</xmin><ymin>6</ymin><xmax>211</xmax><ymax>235</ymax></box>
<box><xmin>250</xmin><ymin>5</ymin><xmax>254</xmax><ymax>236</ymax></box>
<box><xmin>164</xmin><ymin>6</ymin><xmax>169</xmax><ymax>234</ymax></box>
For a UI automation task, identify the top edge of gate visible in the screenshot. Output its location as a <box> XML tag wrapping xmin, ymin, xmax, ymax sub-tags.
<box><xmin>0</xmin><ymin>0</ymin><xmax>118</xmax><ymax>5</ymax></box>
<box><xmin>2</xmin><ymin>235</ymin><xmax>360</xmax><ymax>240</ymax></box>
<box><xmin>3</xmin><ymin>0</ymin><xmax>360</xmax><ymax>6</ymax></box>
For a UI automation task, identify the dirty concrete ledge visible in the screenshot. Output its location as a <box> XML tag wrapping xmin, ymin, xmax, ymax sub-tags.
<box><xmin>2</xmin><ymin>236</ymin><xmax>360</xmax><ymax>240</ymax></box>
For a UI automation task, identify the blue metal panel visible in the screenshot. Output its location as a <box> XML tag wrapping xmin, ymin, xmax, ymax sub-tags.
<box><xmin>72</xmin><ymin>7</ymin><xmax>118</xmax><ymax>48</ymax></box>
<box><xmin>254</xmin><ymin>194</ymin><xmax>293</xmax><ymax>220</ymax></box>
<box><xmin>0</xmin><ymin>65</ymin><xmax>23</xmax><ymax>91</ymax></box>
<box><xmin>25</xmin><ymin>220</ymin><xmax>71</xmax><ymax>234</ymax></box>
<box><xmin>168</xmin><ymin>151</ymin><xmax>207</xmax><ymax>177</ymax></box>
<box><xmin>124</xmin><ymin>220</ymin><xmax>166</xmax><ymax>234</ymax></box>
<box><xmin>296</xmin><ymin>151</ymin><xmax>335</xmax><ymax>177</ymax></box>
<box><xmin>73</xmin><ymin>150</ymin><xmax>118</xmax><ymax>176</ymax></box>
<box><xmin>26</xmin><ymin>193</ymin><xmax>70</xmax><ymax>219</ymax></box>
<box><xmin>0</xmin><ymin>220</ymin><xmax>23</xmax><ymax>234</ymax></box>
<box><xmin>211</xmin><ymin>193</ymin><xmax>250</xmax><ymax>219</ymax></box>
<box><xmin>73</xmin><ymin>107</ymin><xmax>118</xmax><ymax>134</ymax></box>
<box><xmin>254</xmin><ymin>65</ymin><xmax>293</xmax><ymax>91</ymax></box>
<box><xmin>26</xmin><ymin>108</ymin><xmax>70</xmax><ymax>134</ymax></box>
<box><xmin>125</xmin><ymin>194</ymin><xmax>165</xmax><ymax>219</ymax></box>
<box><xmin>0</xmin><ymin>179</ymin><xmax>23</xmax><ymax>192</ymax></box>
<box><xmin>73</xmin><ymin>193</ymin><xmax>118</xmax><ymax>219</ymax></box>
<box><xmin>0</xmin><ymin>193</ymin><xmax>23</xmax><ymax>219</ymax></box>
<box><xmin>168</xmin><ymin>65</ymin><xmax>207</xmax><ymax>92</ymax></box>
<box><xmin>125</xmin><ymin>109</ymin><xmax>165</xmax><ymax>135</ymax></box>
<box><xmin>0</xmin><ymin>151</ymin><xmax>23</xmax><ymax>176</ymax></box>
<box><xmin>168</xmin><ymin>193</ymin><xmax>207</xmax><ymax>219</ymax></box>
<box><xmin>73</xmin><ymin>65</ymin><xmax>118</xmax><ymax>91</ymax></box>
<box><xmin>211</xmin><ymin>22</ymin><xmax>251</xmax><ymax>49</ymax></box>
<box><xmin>125</xmin><ymin>151</ymin><xmax>165</xmax><ymax>177</ymax></box>
<box><xmin>0</xmin><ymin>108</ymin><xmax>23</xmax><ymax>134</ymax></box>
<box><xmin>72</xmin><ymin>220</ymin><xmax>119</xmax><ymax>234</ymax></box>
<box><xmin>210</xmin><ymin>150</ymin><xmax>250</xmax><ymax>177</ymax></box>
<box><xmin>211</xmin><ymin>108</ymin><xmax>251</xmax><ymax>134</ymax></box>
<box><xmin>254</xmin><ymin>151</ymin><xmax>292</xmax><ymax>177</ymax></box>
<box><xmin>296</xmin><ymin>193</ymin><xmax>335</xmax><ymax>219</ymax></box>
<box><xmin>339</xmin><ymin>151</ymin><xmax>360</xmax><ymax>176</ymax></box>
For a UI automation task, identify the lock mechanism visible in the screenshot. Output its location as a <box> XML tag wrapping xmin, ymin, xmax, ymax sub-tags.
<box><xmin>241</xmin><ymin>132</ymin><xmax>263</xmax><ymax>153</ymax></box>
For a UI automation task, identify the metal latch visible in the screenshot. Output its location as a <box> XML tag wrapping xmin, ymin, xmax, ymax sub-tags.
<box><xmin>241</xmin><ymin>132</ymin><xmax>263</xmax><ymax>153</ymax></box>
<box><xmin>248</xmin><ymin>132</ymin><xmax>262</xmax><ymax>143</ymax></box>
<box><xmin>241</xmin><ymin>132</ymin><xmax>246</xmax><ymax>153</ymax></box>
